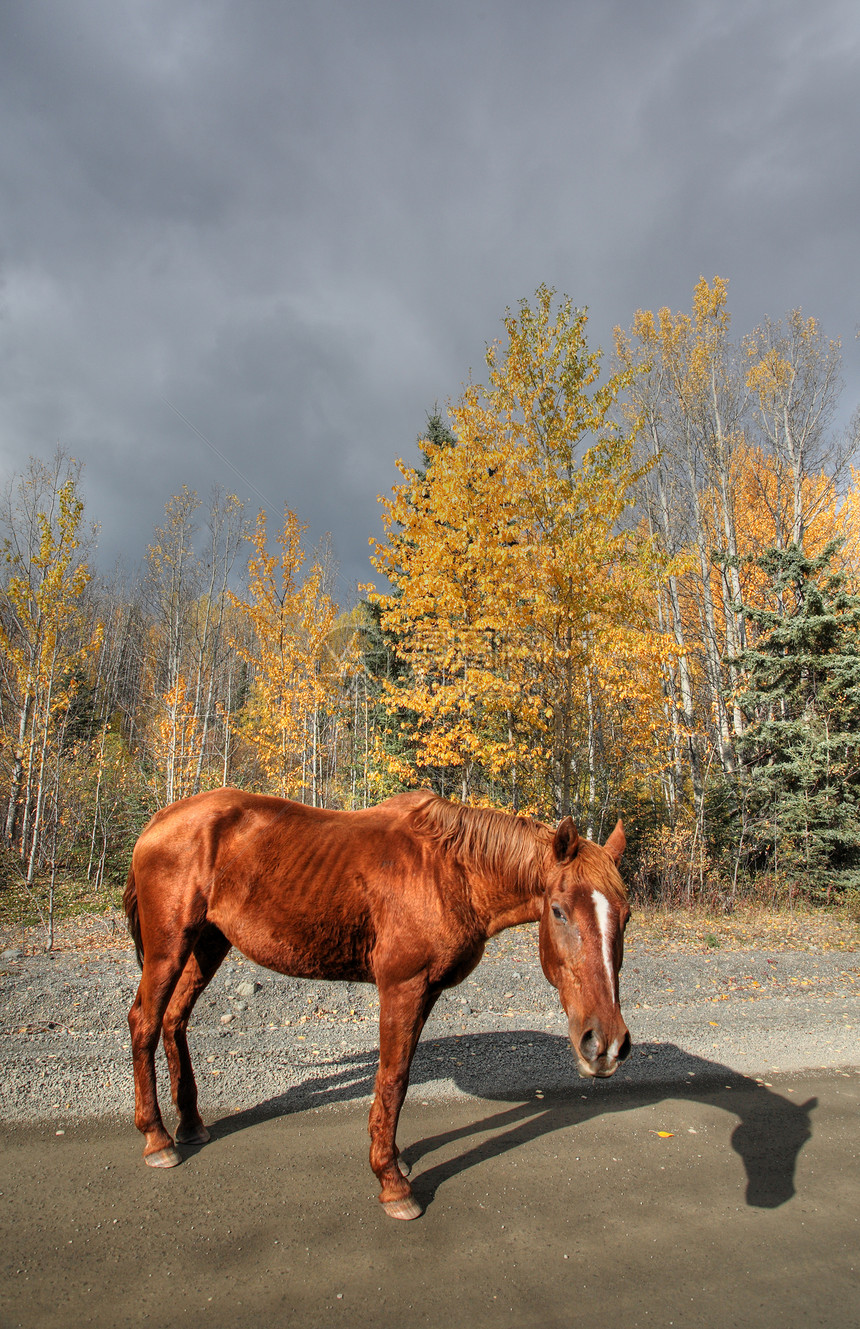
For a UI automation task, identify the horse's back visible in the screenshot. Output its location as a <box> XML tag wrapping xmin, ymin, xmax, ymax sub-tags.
<box><xmin>131</xmin><ymin>785</ymin><xmax>363</xmax><ymax>915</ymax></box>
<box><xmin>130</xmin><ymin>787</ymin><xmax>474</xmax><ymax>984</ymax></box>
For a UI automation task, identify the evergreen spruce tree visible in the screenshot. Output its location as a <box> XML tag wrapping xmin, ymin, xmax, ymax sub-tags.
<box><xmin>735</xmin><ymin>540</ymin><xmax>860</xmax><ymax>901</ymax></box>
<box><xmin>416</xmin><ymin>409</ymin><xmax>457</xmax><ymax>476</ymax></box>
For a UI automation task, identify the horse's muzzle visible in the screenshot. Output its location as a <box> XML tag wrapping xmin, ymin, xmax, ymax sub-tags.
<box><xmin>573</xmin><ymin>1024</ymin><xmax>631</xmax><ymax>1078</ymax></box>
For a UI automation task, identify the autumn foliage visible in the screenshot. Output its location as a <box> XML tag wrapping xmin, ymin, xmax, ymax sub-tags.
<box><xmin>372</xmin><ymin>286</ymin><xmax>676</xmax><ymax>824</ymax></box>
<box><xmin>2</xmin><ymin>279</ymin><xmax>860</xmax><ymax>942</ymax></box>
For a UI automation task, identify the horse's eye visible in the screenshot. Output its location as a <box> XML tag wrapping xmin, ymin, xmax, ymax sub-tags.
<box><xmin>551</xmin><ymin>904</ymin><xmax>566</xmax><ymax>922</ymax></box>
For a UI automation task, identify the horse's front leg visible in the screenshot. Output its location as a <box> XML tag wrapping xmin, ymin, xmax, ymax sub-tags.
<box><xmin>369</xmin><ymin>977</ymin><xmax>437</xmax><ymax>1220</ymax></box>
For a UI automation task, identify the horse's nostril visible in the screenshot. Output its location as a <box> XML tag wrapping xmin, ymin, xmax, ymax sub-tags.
<box><xmin>579</xmin><ymin>1029</ymin><xmax>602</xmax><ymax>1062</ymax></box>
<box><xmin>617</xmin><ymin>1031</ymin><xmax>631</xmax><ymax>1061</ymax></box>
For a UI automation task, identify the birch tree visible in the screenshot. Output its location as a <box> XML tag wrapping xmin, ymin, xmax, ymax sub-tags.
<box><xmin>0</xmin><ymin>451</ymin><xmax>100</xmax><ymax>882</ymax></box>
<box><xmin>617</xmin><ymin>279</ymin><xmax>750</xmax><ymax>776</ymax></box>
<box><xmin>143</xmin><ymin>487</ymin><xmax>246</xmax><ymax>802</ymax></box>
<box><xmin>746</xmin><ymin>311</ymin><xmax>846</xmax><ymax>547</ymax></box>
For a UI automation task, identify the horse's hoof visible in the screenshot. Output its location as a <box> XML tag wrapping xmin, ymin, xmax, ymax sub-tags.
<box><xmin>144</xmin><ymin>1145</ymin><xmax>182</xmax><ymax>1168</ymax></box>
<box><xmin>382</xmin><ymin>1196</ymin><xmax>422</xmax><ymax>1221</ymax></box>
<box><xmin>175</xmin><ymin>1124</ymin><xmax>210</xmax><ymax>1145</ymax></box>
<box><xmin>397</xmin><ymin>1153</ymin><xmax>412</xmax><ymax>1178</ymax></box>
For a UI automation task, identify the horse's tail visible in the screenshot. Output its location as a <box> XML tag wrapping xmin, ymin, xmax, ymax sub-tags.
<box><xmin>123</xmin><ymin>864</ymin><xmax>144</xmax><ymax>969</ymax></box>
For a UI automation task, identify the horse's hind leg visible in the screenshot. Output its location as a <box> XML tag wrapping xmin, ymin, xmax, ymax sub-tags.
<box><xmin>162</xmin><ymin>925</ymin><xmax>231</xmax><ymax>1146</ymax></box>
<box><xmin>128</xmin><ymin>939</ymin><xmax>196</xmax><ymax>1168</ymax></box>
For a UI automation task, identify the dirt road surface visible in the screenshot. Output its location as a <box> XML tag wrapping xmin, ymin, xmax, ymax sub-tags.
<box><xmin>1</xmin><ymin>923</ymin><xmax>858</xmax><ymax>1327</ymax></box>
<box><xmin>2</xmin><ymin>1071</ymin><xmax>858</xmax><ymax>1329</ymax></box>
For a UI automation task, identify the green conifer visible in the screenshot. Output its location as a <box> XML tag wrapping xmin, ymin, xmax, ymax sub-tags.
<box><xmin>735</xmin><ymin>541</ymin><xmax>860</xmax><ymax>900</ymax></box>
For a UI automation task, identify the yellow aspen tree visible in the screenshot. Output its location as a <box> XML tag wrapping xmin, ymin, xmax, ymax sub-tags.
<box><xmin>716</xmin><ymin>441</ymin><xmax>841</xmax><ymax>613</ymax></box>
<box><xmin>834</xmin><ymin>469</ymin><xmax>860</xmax><ymax>591</ymax></box>
<box><xmin>228</xmin><ymin>507</ymin><xmax>339</xmax><ymax>801</ymax></box>
<box><xmin>373</xmin><ymin>413</ymin><xmax>527</xmax><ymax>800</ymax></box>
<box><xmin>373</xmin><ymin>286</ymin><xmax>670</xmax><ymax>823</ymax></box>
<box><xmin>151</xmin><ymin>674</ymin><xmax>200</xmax><ymax>804</ymax></box>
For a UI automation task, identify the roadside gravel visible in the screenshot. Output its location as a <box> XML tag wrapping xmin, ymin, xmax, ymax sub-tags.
<box><xmin>1</xmin><ymin>923</ymin><xmax>857</xmax><ymax>1125</ymax></box>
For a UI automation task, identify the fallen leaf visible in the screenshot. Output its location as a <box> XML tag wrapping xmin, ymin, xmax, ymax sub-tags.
<box><xmin>650</xmin><ymin>1130</ymin><xmax>674</xmax><ymax>1138</ymax></box>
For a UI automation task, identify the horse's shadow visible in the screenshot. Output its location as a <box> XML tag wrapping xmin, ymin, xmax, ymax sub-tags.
<box><xmin>205</xmin><ymin>1031</ymin><xmax>817</xmax><ymax>1212</ymax></box>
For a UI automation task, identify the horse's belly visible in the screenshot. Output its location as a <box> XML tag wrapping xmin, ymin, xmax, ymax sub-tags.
<box><xmin>209</xmin><ymin>898</ymin><xmax>375</xmax><ymax>982</ymax></box>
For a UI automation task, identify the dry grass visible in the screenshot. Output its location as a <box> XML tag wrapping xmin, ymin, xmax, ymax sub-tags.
<box><xmin>0</xmin><ymin>868</ymin><xmax>128</xmax><ymax>955</ymax></box>
<box><xmin>2</xmin><ymin>901</ymin><xmax>858</xmax><ymax>960</ymax></box>
<box><xmin>0</xmin><ymin>908</ymin><xmax>131</xmax><ymax>956</ymax></box>
<box><xmin>628</xmin><ymin>902</ymin><xmax>860</xmax><ymax>953</ymax></box>
<box><xmin>487</xmin><ymin>901</ymin><xmax>859</xmax><ymax>964</ymax></box>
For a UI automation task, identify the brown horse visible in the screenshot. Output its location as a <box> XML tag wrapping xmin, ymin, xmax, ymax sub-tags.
<box><xmin>124</xmin><ymin>787</ymin><xmax>630</xmax><ymax>1219</ymax></box>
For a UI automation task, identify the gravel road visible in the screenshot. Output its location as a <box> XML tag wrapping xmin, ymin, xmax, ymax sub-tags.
<box><xmin>1</xmin><ymin>924</ymin><xmax>857</xmax><ymax>1124</ymax></box>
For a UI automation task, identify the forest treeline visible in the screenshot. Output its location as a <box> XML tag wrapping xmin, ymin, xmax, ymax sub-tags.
<box><xmin>3</xmin><ymin>277</ymin><xmax>860</xmax><ymax>937</ymax></box>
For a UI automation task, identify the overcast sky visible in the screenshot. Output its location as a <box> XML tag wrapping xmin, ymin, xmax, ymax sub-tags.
<box><xmin>1</xmin><ymin>0</ymin><xmax>858</xmax><ymax>598</ymax></box>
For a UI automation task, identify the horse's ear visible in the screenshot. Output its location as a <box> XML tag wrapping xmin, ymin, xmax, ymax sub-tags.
<box><xmin>553</xmin><ymin>817</ymin><xmax>580</xmax><ymax>864</ymax></box>
<box><xmin>603</xmin><ymin>819</ymin><xmax>626</xmax><ymax>865</ymax></box>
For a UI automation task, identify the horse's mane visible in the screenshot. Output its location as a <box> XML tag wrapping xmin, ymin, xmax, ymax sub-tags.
<box><xmin>410</xmin><ymin>794</ymin><xmax>627</xmax><ymax>902</ymax></box>
<box><xmin>564</xmin><ymin>836</ymin><xmax>628</xmax><ymax>903</ymax></box>
<box><xmin>412</xmin><ymin>794</ymin><xmax>550</xmax><ymax>896</ymax></box>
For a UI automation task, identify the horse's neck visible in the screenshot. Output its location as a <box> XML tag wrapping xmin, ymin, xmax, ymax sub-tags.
<box><xmin>418</xmin><ymin>798</ymin><xmax>546</xmax><ymax>938</ymax></box>
<box><xmin>479</xmin><ymin>886</ymin><xmax>543</xmax><ymax>938</ymax></box>
<box><xmin>466</xmin><ymin>843</ymin><xmax>545</xmax><ymax>937</ymax></box>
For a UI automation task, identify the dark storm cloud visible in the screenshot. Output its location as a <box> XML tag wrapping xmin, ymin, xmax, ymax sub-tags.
<box><xmin>0</xmin><ymin>0</ymin><xmax>858</xmax><ymax>594</ymax></box>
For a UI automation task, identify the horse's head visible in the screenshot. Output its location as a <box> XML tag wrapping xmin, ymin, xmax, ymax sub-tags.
<box><xmin>539</xmin><ymin>817</ymin><xmax>631</xmax><ymax>1079</ymax></box>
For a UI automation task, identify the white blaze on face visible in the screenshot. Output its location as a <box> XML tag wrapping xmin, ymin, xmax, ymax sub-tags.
<box><xmin>591</xmin><ymin>889</ymin><xmax>616</xmax><ymax>1003</ymax></box>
